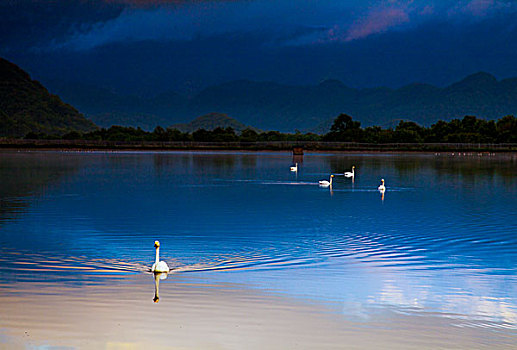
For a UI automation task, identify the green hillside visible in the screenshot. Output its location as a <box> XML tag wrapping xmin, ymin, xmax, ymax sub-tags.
<box><xmin>0</xmin><ymin>57</ymin><xmax>97</xmax><ymax>137</ymax></box>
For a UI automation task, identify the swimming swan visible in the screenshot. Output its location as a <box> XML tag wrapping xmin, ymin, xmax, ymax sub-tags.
<box><xmin>344</xmin><ymin>166</ymin><xmax>355</xmax><ymax>178</ymax></box>
<box><xmin>152</xmin><ymin>241</ymin><xmax>170</xmax><ymax>273</ymax></box>
<box><xmin>319</xmin><ymin>175</ymin><xmax>334</xmax><ymax>187</ymax></box>
<box><xmin>290</xmin><ymin>163</ymin><xmax>298</xmax><ymax>172</ymax></box>
<box><xmin>378</xmin><ymin>179</ymin><xmax>386</xmax><ymax>191</ymax></box>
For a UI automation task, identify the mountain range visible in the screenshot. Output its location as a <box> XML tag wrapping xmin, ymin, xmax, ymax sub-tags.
<box><xmin>48</xmin><ymin>72</ymin><xmax>517</xmax><ymax>133</ymax></box>
<box><xmin>0</xmin><ymin>58</ymin><xmax>96</xmax><ymax>137</ymax></box>
<box><xmin>3</xmin><ymin>53</ymin><xmax>517</xmax><ymax>135</ymax></box>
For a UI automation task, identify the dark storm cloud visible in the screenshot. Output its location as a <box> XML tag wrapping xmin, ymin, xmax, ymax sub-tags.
<box><xmin>104</xmin><ymin>0</ymin><xmax>237</xmax><ymax>5</ymax></box>
<box><xmin>37</xmin><ymin>0</ymin><xmax>517</xmax><ymax>52</ymax></box>
<box><xmin>0</xmin><ymin>0</ymin><xmax>233</xmax><ymax>52</ymax></box>
<box><xmin>51</xmin><ymin>0</ymin><xmax>351</xmax><ymax>51</ymax></box>
<box><xmin>3</xmin><ymin>0</ymin><xmax>517</xmax><ymax>53</ymax></box>
<box><xmin>3</xmin><ymin>0</ymin><xmax>517</xmax><ymax>95</ymax></box>
<box><xmin>12</xmin><ymin>11</ymin><xmax>517</xmax><ymax>96</ymax></box>
<box><xmin>0</xmin><ymin>0</ymin><xmax>124</xmax><ymax>51</ymax></box>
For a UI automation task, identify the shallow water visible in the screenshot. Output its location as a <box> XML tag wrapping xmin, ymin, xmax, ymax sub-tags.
<box><xmin>0</xmin><ymin>150</ymin><xmax>516</xmax><ymax>349</ymax></box>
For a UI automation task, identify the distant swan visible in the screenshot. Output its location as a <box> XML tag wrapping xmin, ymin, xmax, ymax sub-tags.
<box><xmin>290</xmin><ymin>163</ymin><xmax>298</xmax><ymax>172</ymax></box>
<box><xmin>319</xmin><ymin>175</ymin><xmax>334</xmax><ymax>187</ymax></box>
<box><xmin>344</xmin><ymin>166</ymin><xmax>355</xmax><ymax>178</ymax></box>
<box><xmin>378</xmin><ymin>179</ymin><xmax>386</xmax><ymax>191</ymax></box>
<box><xmin>152</xmin><ymin>241</ymin><xmax>170</xmax><ymax>273</ymax></box>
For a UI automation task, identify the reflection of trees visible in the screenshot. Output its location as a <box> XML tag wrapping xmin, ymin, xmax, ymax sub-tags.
<box><xmin>292</xmin><ymin>155</ymin><xmax>304</xmax><ymax>165</ymax></box>
<box><xmin>432</xmin><ymin>155</ymin><xmax>517</xmax><ymax>189</ymax></box>
<box><xmin>368</xmin><ymin>154</ymin><xmax>517</xmax><ymax>186</ymax></box>
<box><xmin>391</xmin><ymin>155</ymin><xmax>517</xmax><ymax>189</ymax></box>
<box><xmin>327</xmin><ymin>157</ymin><xmax>365</xmax><ymax>175</ymax></box>
<box><xmin>322</xmin><ymin>153</ymin><xmax>517</xmax><ymax>190</ymax></box>
<box><xmin>191</xmin><ymin>154</ymin><xmax>236</xmax><ymax>175</ymax></box>
<box><xmin>239</xmin><ymin>154</ymin><xmax>257</xmax><ymax>169</ymax></box>
<box><xmin>152</xmin><ymin>152</ymin><xmax>257</xmax><ymax>179</ymax></box>
<box><xmin>0</xmin><ymin>151</ymin><xmax>82</xmax><ymax>223</ymax></box>
<box><xmin>153</xmin><ymin>153</ymin><xmax>191</xmax><ymax>176</ymax></box>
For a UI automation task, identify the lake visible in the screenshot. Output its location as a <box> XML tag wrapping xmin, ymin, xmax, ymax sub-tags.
<box><xmin>0</xmin><ymin>150</ymin><xmax>516</xmax><ymax>349</ymax></box>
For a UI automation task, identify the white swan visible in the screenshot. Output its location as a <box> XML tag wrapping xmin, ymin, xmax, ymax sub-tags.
<box><xmin>319</xmin><ymin>175</ymin><xmax>334</xmax><ymax>187</ymax></box>
<box><xmin>344</xmin><ymin>166</ymin><xmax>355</xmax><ymax>178</ymax></box>
<box><xmin>151</xmin><ymin>240</ymin><xmax>170</xmax><ymax>273</ymax></box>
<box><xmin>290</xmin><ymin>163</ymin><xmax>298</xmax><ymax>172</ymax></box>
<box><xmin>378</xmin><ymin>179</ymin><xmax>386</xmax><ymax>191</ymax></box>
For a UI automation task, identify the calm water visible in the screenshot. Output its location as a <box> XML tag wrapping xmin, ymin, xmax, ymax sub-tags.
<box><xmin>0</xmin><ymin>150</ymin><xmax>516</xmax><ymax>349</ymax></box>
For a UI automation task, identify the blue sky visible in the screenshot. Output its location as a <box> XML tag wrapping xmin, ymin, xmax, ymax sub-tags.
<box><xmin>2</xmin><ymin>0</ymin><xmax>517</xmax><ymax>94</ymax></box>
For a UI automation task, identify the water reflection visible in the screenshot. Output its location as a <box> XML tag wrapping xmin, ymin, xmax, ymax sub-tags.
<box><xmin>321</xmin><ymin>153</ymin><xmax>517</xmax><ymax>191</ymax></box>
<box><xmin>4</xmin><ymin>274</ymin><xmax>515</xmax><ymax>349</ymax></box>
<box><xmin>0</xmin><ymin>151</ymin><xmax>515</xmax><ymax>348</ymax></box>
<box><xmin>327</xmin><ymin>157</ymin><xmax>364</xmax><ymax>177</ymax></box>
<box><xmin>0</xmin><ymin>151</ymin><xmax>83</xmax><ymax>224</ymax></box>
<box><xmin>192</xmin><ymin>153</ymin><xmax>236</xmax><ymax>174</ymax></box>
<box><xmin>292</xmin><ymin>154</ymin><xmax>303</xmax><ymax>166</ymax></box>
<box><xmin>152</xmin><ymin>152</ymin><xmax>191</xmax><ymax>177</ymax></box>
<box><xmin>153</xmin><ymin>272</ymin><xmax>167</xmax><ymax>303</ymax></box>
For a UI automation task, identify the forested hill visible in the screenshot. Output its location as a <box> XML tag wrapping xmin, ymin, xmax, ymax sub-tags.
<box><xmin>169</xmin><ymin>113</ymin><xmax>255</xmax><ymax>133</ymax></box>
<box><xmin>0</xmin><ymin>57</ymin><xmax>97</xmax><ymax>137</ymax></box>
<box><xmin>50</xmin><ymin>72</ymin><xmax>517</xmax><ymax>132</ymax></box>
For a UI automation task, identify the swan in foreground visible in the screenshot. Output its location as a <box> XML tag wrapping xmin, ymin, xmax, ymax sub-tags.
<box><xmin>290</xmin><ymin>163</ymin><xmax>298</xmax><ymax>172</ymax></box>
<box><xmin>344</xmin><ymin>166</ymin><xmax>355</xmax><ymax>178</ymax></box>
<box><xmin>152</xmin><ymin>240</ymin><xmax>170</xmax><ymax>273</ymax></box>
<box><xmin>319</xmin><ymin>175</ymin><xmax>334</xmax><ymax>187</ymax></box>
<box><xmin>378</xmin><ymin>179</ymin><xmax>386</xmax><ymax>191</ymax></box>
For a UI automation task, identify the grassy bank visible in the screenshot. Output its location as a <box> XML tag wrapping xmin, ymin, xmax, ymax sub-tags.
<box><xmin>1</xmin><ymin>139</ymin><xmax>516</xmax><ymax>152</ymax></box>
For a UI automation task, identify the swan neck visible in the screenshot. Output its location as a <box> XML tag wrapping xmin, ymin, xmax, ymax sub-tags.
<box><xmin>155</xmin><ymin>247</ymin><xmax>160</xmax><ymax>264</ymax></box>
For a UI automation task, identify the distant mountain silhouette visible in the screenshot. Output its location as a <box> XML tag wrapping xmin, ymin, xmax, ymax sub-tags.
<box><xmin>170</xmin><ymin>113</ymin><xmax>254</xmax><ymax>133</ymax></box>
<box><xmin>48</xmin><ymin>72</ymin><xmax>517</xmax><ymax>133</ymax></box>
<box><xmin>0</xmin><ymin>57</ymin><xmax>96</xmax><ymax>137</ymax></box>
<box><xmin>46</xmin><ymin>81</ymin><xmax>187</xmax><ymax>130</ymax></box>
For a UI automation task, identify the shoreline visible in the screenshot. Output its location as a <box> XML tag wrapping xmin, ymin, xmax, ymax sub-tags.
<box><xmin>1</xmin><ymin>139</ymin><xmax>517</xmax><ymax>152</ymax></box>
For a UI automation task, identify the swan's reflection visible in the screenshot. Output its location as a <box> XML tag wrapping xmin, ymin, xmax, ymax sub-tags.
<box><xmin>379</xmin><ymin>188</ymin><xmax>385</xmax><ymax>202</ymax></box>
<box><xmin>153</xmin><ymin>272</ymin><xmax>168</xmax><ymax>303</ymax></box>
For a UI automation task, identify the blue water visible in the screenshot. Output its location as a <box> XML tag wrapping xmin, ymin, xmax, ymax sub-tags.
<box><xmin>0</xmin><ymin>151</ymin><xmax>516</xmax><ymax>333</ymax></box>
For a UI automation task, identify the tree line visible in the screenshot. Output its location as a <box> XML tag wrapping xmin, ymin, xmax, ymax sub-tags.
<box><xmin>24</xmin><ymin>114</ymin><xmax>517</xmax><ymax>143</ymax></box>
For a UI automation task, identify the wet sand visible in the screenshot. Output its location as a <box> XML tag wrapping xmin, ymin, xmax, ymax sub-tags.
<box><xmin>0</xmin><ymin>273</ymin><xmax>515</xmax><ymax>350</ymax></box>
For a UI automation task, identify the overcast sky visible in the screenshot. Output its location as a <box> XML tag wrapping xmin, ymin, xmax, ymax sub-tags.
<box><xmin>2</xmin><ymin>0</ymin><xmax>517</xmax><ymax>95</ymax></box>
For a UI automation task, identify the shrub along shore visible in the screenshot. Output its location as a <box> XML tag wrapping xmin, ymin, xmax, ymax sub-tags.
<box><xmin>1</xmin><ymin>138</ymin><xmax>516</xmax><ymax>152</ymax></box>
<box><xmin>2</xmin><ymin>114</ymin><xmax>516</xmax><ymax>152</ymax></box>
